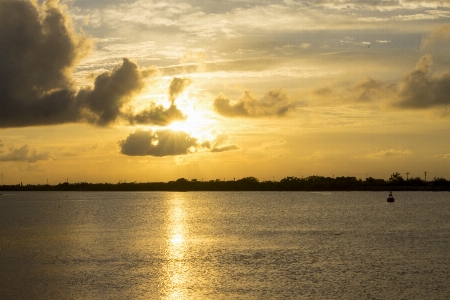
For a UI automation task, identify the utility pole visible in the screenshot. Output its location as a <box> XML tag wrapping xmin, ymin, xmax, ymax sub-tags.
<box><xmin>406</xmin><ymin>172</ymin><xmax>409</xmax><ymax>180</ymax></box>
<box><xmin>424</xmin><ymin>171</ymin><xmax>427</xmax><ymax>182</ymax></box>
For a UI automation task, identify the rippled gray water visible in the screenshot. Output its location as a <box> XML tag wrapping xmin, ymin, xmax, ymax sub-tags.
<box><xmin>1</xmin><ymin>191</ymin><xmax>449</xmax><ymax>299</ymax></box>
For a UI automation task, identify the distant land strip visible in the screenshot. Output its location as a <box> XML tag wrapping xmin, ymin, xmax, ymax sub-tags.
<box><xmin>1</xmin><ymin>175</ymin><xmax>449</xmax><ymax>191</ymax></box>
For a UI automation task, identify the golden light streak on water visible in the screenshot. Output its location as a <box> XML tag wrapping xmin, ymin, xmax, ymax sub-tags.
<box><xmin>164</xmin><ymin>194</ymin><xmax>190</xmax><ymax>300</ymax></box>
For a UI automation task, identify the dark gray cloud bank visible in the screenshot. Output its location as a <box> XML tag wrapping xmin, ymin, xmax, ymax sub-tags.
<box><xmin>0</xmin><ymin>0</ymin><xmax>186</xmax><ymax>128</ymax></box>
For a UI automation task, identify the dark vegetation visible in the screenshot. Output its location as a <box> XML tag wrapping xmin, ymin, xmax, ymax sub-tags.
<box><xmin>1</xmin><ymin>173</ymin><xmax>449</xmax><ymax>191</ymax></box>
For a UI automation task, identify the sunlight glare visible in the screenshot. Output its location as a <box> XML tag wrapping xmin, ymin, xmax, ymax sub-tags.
<box><xmin>166</xmin><ymin>95</ymin><xmax>215</xmax><ymax>139</ymax></box>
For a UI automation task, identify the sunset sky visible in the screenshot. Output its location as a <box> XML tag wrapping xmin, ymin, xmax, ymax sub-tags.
<box><xmin>1</xmin><ymin>0</ymin><xmax>450</xmax><ymax>185</ymax></box>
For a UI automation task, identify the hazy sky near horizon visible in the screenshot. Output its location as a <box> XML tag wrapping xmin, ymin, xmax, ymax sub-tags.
<box><xmin>1</xmin><ymin>0</ymin><xmax>450</xmax><ymax>184</ymax></box>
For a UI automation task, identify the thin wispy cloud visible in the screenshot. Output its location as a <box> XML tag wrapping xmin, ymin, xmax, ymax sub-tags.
<box><xmin>367</xmin><ymin>149</ymin><xmax>412</xmax><ymax>158</ymax></box>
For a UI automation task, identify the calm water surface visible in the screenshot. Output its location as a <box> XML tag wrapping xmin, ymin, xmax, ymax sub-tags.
<box><xmin>1</xmin><ymin>191</ymin><xmax>449</xmax><ymax>299</ymax></box>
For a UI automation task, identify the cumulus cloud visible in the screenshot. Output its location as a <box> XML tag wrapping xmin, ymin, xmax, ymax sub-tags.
<box><xmin>396</xmin><ymin>54</ymin><xmax>450</xmax><ymax>108</ymax></box>
<box><xmin>0</xmin><ymin>145</ymin><xmax>53</xmax><ymax>163</ymax></box>
<box><xmin>214</xmin><ymin>89</ymin><xmax>297</xmax><ymax>118</ymax></box>
<box><xmin>0</xmin><ymin>0</ymin><xmax>187</xmax><ymax>128</ymax></box>
<box><xmin>0</xmin><ymin>0</ymin><xmax>90</xmax><ymax>127</ymax></box>
<box><xmin>119</xmin><ymin>129</ymin><xmax>200</xmax><ymax>157</ymax></box>
<box><xmin>131</xmin><ymin>103</ymin><xmax>187</xmax><ymax>126</ymax></box>
<box><xmin>421</xmin><ymin>23</ymin><xmax>450</xmax><ymax>48</ymax></box>
<box><xmin>77</xmin><ymin>58</ymin><xmax>157</xmax><ymax>126</ymax></box>
<box><xmin>118</xmin><ymin>130</ymin><xmax>240</xmax><ymax>156</ymax></box>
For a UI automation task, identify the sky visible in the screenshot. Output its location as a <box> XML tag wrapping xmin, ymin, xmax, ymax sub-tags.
<box><xmin>1</xmin><ymin>0</ymin><xmax>450</xmax><ymax>185</ymax></box>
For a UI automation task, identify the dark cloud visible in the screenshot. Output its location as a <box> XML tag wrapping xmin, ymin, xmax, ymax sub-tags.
<box><xmin>77</xmin><ymin>58</ymin><xmax>158</xmax><ymax>126</ymax></box>
<box><xmin>130</xmin><ymin>104</ymin><xmax>187</xmax><ymax>126</ymax></box>
<box><xmin>0</xmin><ymin>0</ymin><xmax>186</xmax><ymax>128</ymax></box>
<box><xmin>0</xmin><ymin>145</ymin><xmax>53</xmax><ymax>163</ymax></box>
<box><xmin>0</xmin><ymin>0</ymin><xmax>90</xmax><ymax>128</ymax></box>
<box><xmin>168</xmin><ymin>77</ymin><xmax>192</xmax><ymax>104</ymax></box>
<box><xmin>119</xmin><ymin>129</ymin><xmax>240</xmax><ymax>156</ymax></box>
<box><xmin>396</xmin><ymin>55</ymin><xmax>450</xmax><ymax>109</ymax></box>
<box><xmin>214</xmin><ymin>89</ymin><xmax>297</xmax><ymax>118</ymax></box>
<box><xmin>119</xmin><ymin>129</ymin><xmax>199</xmax><ymax>157</ymax></box>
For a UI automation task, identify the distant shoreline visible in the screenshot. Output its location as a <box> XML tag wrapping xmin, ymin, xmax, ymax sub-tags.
<box><xmin>1</xmin><ymin>176</ymin><xmax>449</xmax><ymax>192</ymax></box>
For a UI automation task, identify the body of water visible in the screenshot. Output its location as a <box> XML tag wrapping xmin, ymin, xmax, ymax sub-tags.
<box><xmin>1</xmin><ymin>191</ymin><xmax>449</xmax><ymax>299</ymax></box>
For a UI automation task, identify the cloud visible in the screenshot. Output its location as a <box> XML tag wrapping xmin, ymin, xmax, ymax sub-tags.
<box><xmin>0</xmin><ymin>0</ymin><xmax>186</xmax><ymax>128</ymax></box>
<box><xmin>205</xmin><ymin>134</ymin><xmax>240</xmax><ymax>153</ymax></box>
<box><xmin>349</xmin><ymin>77</ymin><xmax>384</xmax><ymax>102</ymax></box>
<box><xmin>126</xmin><ymin>77</ymin><xmax>190</xmax><ymax>126</ymax></box>
<box><xmin>210</xmin><ymin>145</ymin><xmax>240</xmax><ymax>153</ymax></box>
<box><xmin>0</xmin><ymin>145</ymin><xmax>54</xmax><ymax>163</ymax></box>
<box><xmin>312</xmin><ymin>54</ymin><xmax>450</xmax><ymax>110</ymax></box>
<box><xmin>395</xmin><ymin>54</ymin><xmax>450</xmax><ymax>109</ymax></box>
<box><xmin>421</xmin><ymin>23</ymin><xmax>450</xmax><ymax>48</ymax></box>
<box><xmin>168</xmin><ymin>77</ymin><xmax>192</xmax><ymax>104</ymax></box>
<box><xmin>180</xmin><ymin>51</ymin><xmax>207</xmax><ymax>72</ymax></box>
<box><xmin>260</xmin><ymin>139</ymin><xmax>288</xmax><ymax>150</ymax></box>
<box><xmin>313</xmin><ymin>87</ymin><xmax>333</xmax><ymax>96</ymax></box>
<box><xmin>131</xmin><ymin>103</ymin><xmax>187</xmax><ymax>126</ymax></box>
<box><xmin>367</xmin><ymin>149</ymin><xmax>412</xmax><ymax>158</ymax></box>
<box><xmin>119</xmin><ymin>130</ymin><xmax>240</xmax><ymax>156</ymax></box>
<box><xmin>119</xmin><ymin>129</ymin><xmax>200</xmax><ymax>157</ymax></box>
<box><xmin>77</xmin><ymin>58</ymin><xmax>158</xmax><ymax>126</ymax></box>
<box><xmin>0</xmin><ymin>0</ymin><xmax>90</xmax><ymax>128</ymax></box>
<box><xmin>214</xmin><ymin>89</ymin><xmax>297</xmax><ymax>118</ymax></box>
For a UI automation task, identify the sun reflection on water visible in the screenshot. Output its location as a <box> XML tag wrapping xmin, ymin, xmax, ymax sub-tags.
<box><xmin>164</xmin><ymin>194</ymin><xmax>190</xmax><ymax>299</ymax></box>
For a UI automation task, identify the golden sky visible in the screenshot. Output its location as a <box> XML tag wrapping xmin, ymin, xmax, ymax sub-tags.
<box><xmin>1</xmin><ymin>0</ymin><xmax>450</xmax><ymax>184</ymax></box>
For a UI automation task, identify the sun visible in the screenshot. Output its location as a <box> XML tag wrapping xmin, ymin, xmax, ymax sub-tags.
<box><xmin>167</xmin><ymin>121</ymin><xmax>187</xmax><ymax>132</ymax></box>
<box><xmin>166</xmin><ymin>98</ymin><xmax>215</xmax><ymax>139</ymax></box>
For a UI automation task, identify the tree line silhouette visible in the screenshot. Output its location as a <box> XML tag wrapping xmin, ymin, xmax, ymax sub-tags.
<box><xmin>1</xmin><ymin>173</ymin><xmax>449</xmax><ymax>191</ymax></box>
